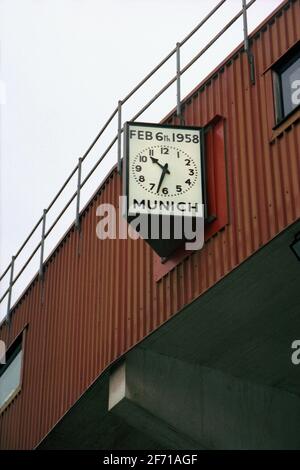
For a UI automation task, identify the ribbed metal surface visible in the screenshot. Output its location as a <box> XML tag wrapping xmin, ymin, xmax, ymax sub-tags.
<box><xmin>1</xmin><ymin>0</ymin><xmax>300</xmax><ymax>449</ymax></box>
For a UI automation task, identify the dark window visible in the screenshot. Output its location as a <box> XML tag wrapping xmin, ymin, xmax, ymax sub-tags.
<box><xmin>0</xmin><ymin>334</ymin><xmax>23</xmax><ymax>409</ymax></box>
<box><xmin>273</xmin><ymin>42</ymin><xmax>300</xmax><ymax>124</ymax></box>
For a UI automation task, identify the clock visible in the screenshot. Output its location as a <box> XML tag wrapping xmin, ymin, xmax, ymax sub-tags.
<box><xmin>123</xmin><ymin>121</ymin><xmax>205</xmax><ymax>257</ymax></box>
<box><xmin>131</xmin><ymin>145</ymin><xmax>199</xmax><ymax>198</ymax></box>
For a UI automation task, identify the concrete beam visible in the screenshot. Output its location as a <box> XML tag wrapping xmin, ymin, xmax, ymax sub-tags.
<box><xmin>112</xmin><ymin>398</ymin><xmax>204</xmax><ymax>450</ymax></box>
<box><xmin>125</xmin><ymin>348</ymin><xmax>300</xmax><ymax>449</ymax></box>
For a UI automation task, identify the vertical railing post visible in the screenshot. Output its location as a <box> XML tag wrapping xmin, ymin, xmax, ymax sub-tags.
<box><xmin>39</xmin><ymin>209</ymin><xmax>47</xmax><ymax>280</ymax></box>
<box><xmin>75</xmin><ymin>157</ymin><xmax>82</xmax><ymax>230</ymax></box>
<box><xmin>6</xmin><ymin>256</ymin><xmax>15</xmax><ymax>322</ymax></box>
<box><xmin>242</xmin><ymin>0</ymin><xmax>255</xmax><ymax>84</ymax></box>
<box><xmin>176</xmin><ymin>42</ymin><xmax>182</xmax><ymax>123</ymax></box>
<box><xmin>242</xmin><ymin>0</ymin><xmax>249</xmax><ymax>53</ymax></box>
<box><xmin>117</xmin><ymin>100</ymin><xmax>122</xmax><ymax>175</ymax></box>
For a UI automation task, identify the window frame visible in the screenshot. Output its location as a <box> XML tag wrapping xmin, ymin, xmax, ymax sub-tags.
<box><xmin>273</xmin><ymin>42</ymin><xmax>300</xmax><ymax>126</ymax></box>
<box><xmin>0</xmin><ymin>329</ymin><xmax>26</xmax><ymax>414</ymax></box>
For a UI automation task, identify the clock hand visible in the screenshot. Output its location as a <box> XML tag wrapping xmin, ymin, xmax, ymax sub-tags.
<box><xmin>150</xmin><ymin>156</ymin><xmax>170</xmax><ymax>173</ymax></box>
<box><xmin>156</xmin><ymin>163</ymin><xmax>170</xmax><ymax>193</ymax></box>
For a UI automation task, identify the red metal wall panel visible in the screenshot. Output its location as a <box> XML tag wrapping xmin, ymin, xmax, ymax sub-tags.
<box><xmin>0</xmin><ymin>0</ymin><xmax>300</xmax><ymax>449</ymax></box>
<box><xmin>153</xmin><ymin>116</ymin><xmax>229</xmax><ymax>281</ymax></box>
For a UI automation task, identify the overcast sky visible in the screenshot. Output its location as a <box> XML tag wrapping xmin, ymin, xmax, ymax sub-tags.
<box><xmin>0</xmin><ymin>0</ymin><xmax>282</xmax><ymax>318</ymax></box>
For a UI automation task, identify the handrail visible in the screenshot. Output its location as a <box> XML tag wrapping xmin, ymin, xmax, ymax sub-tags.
<box><xmin>121</xmin><ymin>0</ymin><xmax>227</xmax><ymax>105</ymax></box>
<box><xmin>0</xmin><ymin>0</ymin><xmax>257</xmax><ymax>321</ymax></box>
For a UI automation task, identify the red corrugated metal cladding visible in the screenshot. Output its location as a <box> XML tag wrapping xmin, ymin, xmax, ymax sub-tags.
<box><xmin>0</xmin><ymin>0</ymin><xmax>300</xmax><ymax>449</ymax></box>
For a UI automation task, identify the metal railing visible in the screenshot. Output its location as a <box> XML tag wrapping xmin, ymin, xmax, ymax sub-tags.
<box><xmin>0</xmin><ymin>0</ymin><xmax>257</xmax><ymax>323</ymax></box>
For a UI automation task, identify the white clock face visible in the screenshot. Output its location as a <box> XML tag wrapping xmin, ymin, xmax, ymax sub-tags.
<box><xmin>131</xmin><ymin>145</ymin><xmax>199</xmax><ymax>197</ymax></box>
<box><xmin>126</xmin><ymin>124</ymin><xmax>204</xmax><ymax>218</ymax></box>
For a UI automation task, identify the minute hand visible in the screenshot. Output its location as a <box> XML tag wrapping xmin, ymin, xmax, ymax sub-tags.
<box><xmin>157</xmin><ymin>163</ymin><xmax>170</xmax><ymax>194</ymax></box>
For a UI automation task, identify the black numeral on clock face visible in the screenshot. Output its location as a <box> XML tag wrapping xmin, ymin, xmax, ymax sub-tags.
<box><xmin>185</xmin><ymin>179</ymin><xmax>191</xmax><ymax>186</ymax></box>
<box><xmin>162</xmin><ymin>187</ymin><xmax>169</xmax><ymax>194</ymax></box>
<box><xmin>135</xmin><ymin>165</ymin><xmax>142</xmax><ymax>172</ymax></box>
<box><xmin>189</xmin><ymin>169</ymin><xmax>194</xmax><ymax>176</ymax></box>
<box><xmin>139</xmin><ymin>155</ymin><xmax>147</xmax><ymax>162</ymax></box>
<box><xmin>185</xmin><ymin>159</ymin><xmax>191</xmax><ymax>166</ymax></box>
<box><xmin>161</xmin><ymin>147</ymin><xmax>169</xmax><ymax>155</ymax></box>
<box><xmin>139</xmin><ymin>175</ymin><xmax>145</xmax><ymax>182</ymax></box>
<box><xmin>176</xmin><ymin>185</ymin><xmax>182</xmax><ymax>193</ymax></box>
<box><xmin>149</xmin><ymin>183</ymin><xmax>155</xmax><ymax>190</ymax></box>
<box><xmin>149</xmin><ymin>150</ymin><xmax>154</xmax><ymax>157</ymax></box>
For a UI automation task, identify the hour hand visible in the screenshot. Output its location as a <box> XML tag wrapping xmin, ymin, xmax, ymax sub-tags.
<box><xmin>150</xmin><ymin>156</ymin><xmax>165</xmax><ymax>171</ymax></box>
<box><xmin>150</xmin><ymin>157</ymin><xmax>170</xmax><ymax>175</ymax></box>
